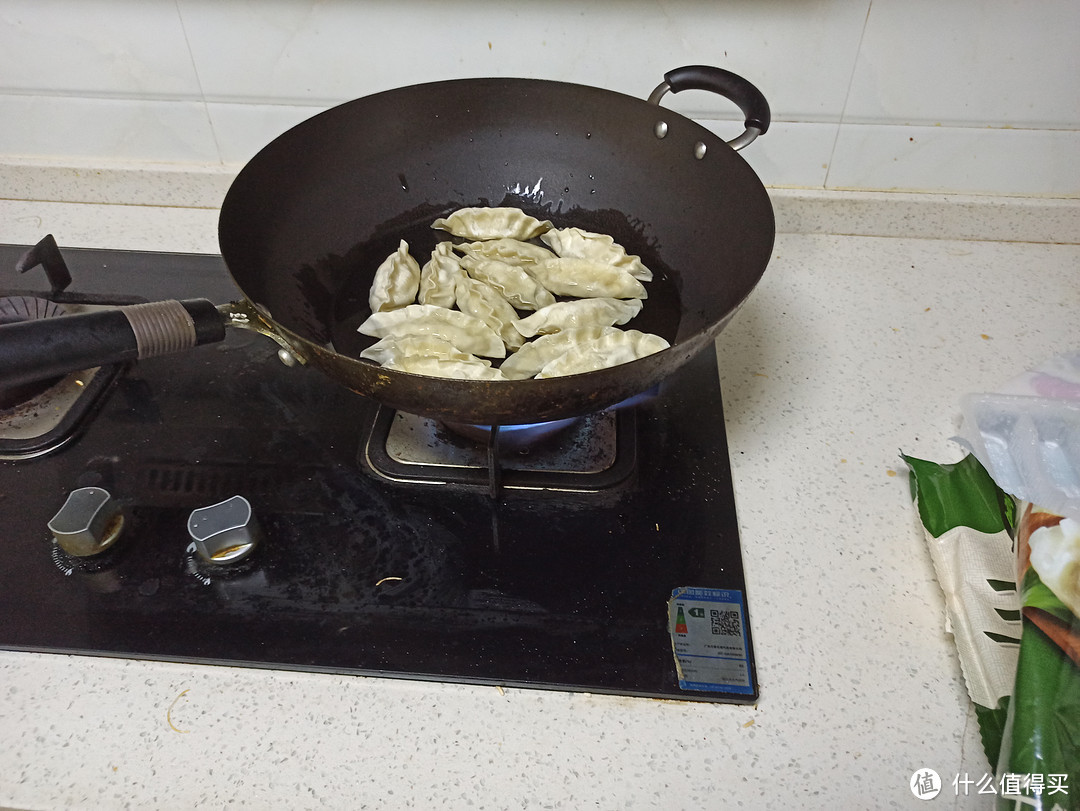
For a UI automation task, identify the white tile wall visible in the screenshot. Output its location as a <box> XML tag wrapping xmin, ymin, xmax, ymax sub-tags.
<box><xmin>0</xmin><ymin>0</ymin><xmax>199</xmax><ymax>98</ymax></box>
<box><xmin>845</xmin><ymin>0</ymin><xmax>1080</xmax><ymax>128</ymax></box>
<box><xmin>174</xmin><ymin>0</ymin><xmax>868</xmax><ymax>119</ymax></box>
<box><xmin>0</xmin><ymin>0</ymin><xmax>1076</xmax><ymax>197</ymax></box>
<box><xmin>708</xmin><ymin>121</ymin><xmax>839</xmax><ymax>191</ymax></box>
<box><xmin>205</xmin><ymin>102</ymin><xmax>329</xmax><ymax>165</ymax></box>
<box><xmin>827</xmin><ymin>123</ymin><xmax>1080</xmax><ymax>196</ymax></box>
<box><xmin>0</xmin><ymin>95</ymin><xmax>219</xmax><ymax>164</ymax></box>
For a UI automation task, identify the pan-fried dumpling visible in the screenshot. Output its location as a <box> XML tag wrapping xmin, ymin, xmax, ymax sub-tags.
<box><xmin>454</xmin><ymin>276</ymin><xmax>525</xmax><ymax>351</ymax></box>
<box><xmin>460</xmin><ymin>256</ymin><xmax>556</xmax><ymax>311</ymax></box>
<box><xmin>359</xmin><ymin>334</ymin><xmax>489</xmax><ymax>367</ymax></box>
<box><xmin>368</xmin><ymin>240</ymin><xmax>421</xmax><ymax>313</ymax></box>
<box><xmin>432</xmin><ymin>207</ymin><xmax>553</xmax><ymax>241</ymax></box>
<box><xmin>534</xmin><ymin>329</ymin><xmax>669</xmax><ymax>378</ymax></box>
<box><xmin>453</xmin><ymin>238</ymin><xmax>556</xmax><ymax>267</ymax></box>
<box><xmin>525</xmin><ymin>258</ymin><xmax>648</xmax><ymax>300</ymax></box>
<box><xmin>357</xmin><ymin>303</ymin><xmax>506</xmax><ymax>358</ymax></box>
<box><xmin>418</xmin><ymin>242</ymin><xmax>465</xmax><ymax>308</ymax></box>
<box><xmin>512</xmin><ymin>297</ymin><xmax>643</xmax><ymax>339</ymax></box>
<box><xmin>540</xmin><ymin>227</ymin><xmax>653</xmax><ymax>282</ymax></box>
<box><xmin>383</xmin><ymin>356</ymin><xmax>507</xmax><ymax>380</ymax></box>
<box><xmin>498</xmin><ymin>326</ymin><xmax>620</xmax><ymax>380</ymax></box>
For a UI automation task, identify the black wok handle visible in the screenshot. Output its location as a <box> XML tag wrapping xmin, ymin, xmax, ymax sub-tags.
<box><xmin>0</xmin><ymin>299</ymin><xmax>226</xmax><ymax>388</ymax></box>
<box><xmin>649</xmin><ymin>65</ymin><xmax>770</xmax><ymax>151</ymax></box>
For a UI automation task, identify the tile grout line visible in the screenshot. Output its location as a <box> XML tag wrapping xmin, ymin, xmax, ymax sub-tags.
<box><xmin>824</xmin><ymin>0</ymin><xmax>874</xmax><ymax>191</ymax></box>
<box><xmin>173</xmin><ymin>0</ymin><xmax>224</xmax><ymax>167</ymax></box>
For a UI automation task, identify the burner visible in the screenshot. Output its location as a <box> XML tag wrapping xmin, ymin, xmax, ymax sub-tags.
<box><xmin>0</xmin><ymin>295</ymin><xmax>68</xmax><ymax>408</ymax></box>
<box><xmin>442</xmin><ymin>417</ymin><xmax>581</xmax><ymax>450</ymax></box>
<box><xmin>0</xmin><ymin>294</ymin><xmax>66</xmax><ymax>323</ymax></box>
<box><xmin>361</xmin><ymin>407</ymin><xmax>637</xmax><ymax>492</ymax></box>
<box><xmin>0</xmin><ymin>288</ymin><xmax>128</xmax><ymax>458</ymax></box>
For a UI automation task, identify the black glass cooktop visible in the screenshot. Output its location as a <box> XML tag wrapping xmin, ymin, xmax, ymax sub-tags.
<box><xmin>0</xmin><ymin>242</ymin><xmax>756</xmax><ymax>703</ymax></box>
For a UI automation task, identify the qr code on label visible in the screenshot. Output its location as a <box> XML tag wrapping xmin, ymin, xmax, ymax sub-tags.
<box><xmin>711</xmin><ymin>609</ymin><xmax>742</xmax><ymax>637</ymax></box>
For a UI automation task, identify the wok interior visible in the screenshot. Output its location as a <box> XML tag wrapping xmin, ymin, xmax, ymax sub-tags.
<box><xmin>319</xmin><ymin>202</ymin><xmax>685</xmax><ymax>364</ymax></box>
<box><xmin>217</xmin><ymin>77</ymin><xmax>773</xmax><ymax>422</ymax></box>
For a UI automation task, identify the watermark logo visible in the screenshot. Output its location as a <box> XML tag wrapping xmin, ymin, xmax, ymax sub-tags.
<box><xmin>907</xmin><ymin>770</ymin><xmax>1069</xmax><ymax>800</ymax></box>
<box><xmin>911</xmin><ymin>768</ymin><xmax>942</xmax><ymax>800</ymax></box>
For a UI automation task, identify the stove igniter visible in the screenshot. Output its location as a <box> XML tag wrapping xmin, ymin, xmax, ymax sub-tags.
<box><xmin>47</xmin><ymin>486</ymin><xmax>124</xmax><ymax>557</ymax></box>
<box><xmin>187</xmin><ymin>495</ymin><xmax>261</xmax><ymax>565</ymax></box>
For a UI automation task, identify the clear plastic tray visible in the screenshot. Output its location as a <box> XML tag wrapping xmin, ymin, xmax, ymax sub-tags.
<box><xmin>957</xmin><ymin>350</ymin><xmax>1080</xmax><ymax>520</ymax></box>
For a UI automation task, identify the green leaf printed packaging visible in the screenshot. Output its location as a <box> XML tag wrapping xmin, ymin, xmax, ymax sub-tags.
<box><xmin>905</xmin><ymin>454</ymin><xmax>1078</xmax><ymax>809</ymax></box>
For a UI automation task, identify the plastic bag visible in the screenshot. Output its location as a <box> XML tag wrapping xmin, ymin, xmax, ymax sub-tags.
<box><xmin>906</xmin><ymin>454</ymin><xmax>1079</xmax><ymax>808</ymax></box>
<box><xmin>957</xmin><ymin>350</ymin><xmax>1080</xmax><ymax>522</ymax></box>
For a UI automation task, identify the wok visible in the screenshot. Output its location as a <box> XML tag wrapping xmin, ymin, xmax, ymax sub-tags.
<box><xmin>0</xmin><ymin>66</ymin><xmax>774</xmax><ymax>425</ymax></box>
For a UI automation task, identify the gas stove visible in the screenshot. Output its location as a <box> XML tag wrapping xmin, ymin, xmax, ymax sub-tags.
<box><xmin>0</xmin><ymin>239</ymin><xmax>757</xmax><ymax>703</ymax></box>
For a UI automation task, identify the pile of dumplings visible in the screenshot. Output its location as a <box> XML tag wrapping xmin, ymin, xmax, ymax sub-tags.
<box><xmin>356</xmin><ymin>206</ymin><xmax>670</xmax><ymax>381</ymax></box>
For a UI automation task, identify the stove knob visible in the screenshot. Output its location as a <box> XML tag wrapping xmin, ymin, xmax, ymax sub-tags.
<box><xmin>48</xmin><ymin>487</ymin><xmax>124</xmax><ymax>557</ymax></box>
<box><xmin>187</xmin><ymin>495</ymin><xmax>261</xmax><ymax>565</ymax></box>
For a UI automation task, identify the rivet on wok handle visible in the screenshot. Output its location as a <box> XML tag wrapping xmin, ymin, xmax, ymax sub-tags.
<box><xmin>647</xmin><ymin>65</ymin><xmax>770</xmax><ymax>152</ymax></box>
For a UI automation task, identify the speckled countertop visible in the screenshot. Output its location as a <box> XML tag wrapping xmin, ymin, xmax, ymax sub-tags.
<box><xmin>0</xmin><ymin>179</ymin><xmax>1078</xmax><ymax>810</ymax></box>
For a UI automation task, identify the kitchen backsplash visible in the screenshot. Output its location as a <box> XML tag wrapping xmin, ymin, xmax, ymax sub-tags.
<box><xmin>1</xmin><ymin>0</ymin><xmax>1077</xmax><ymax>197</ymax></box>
